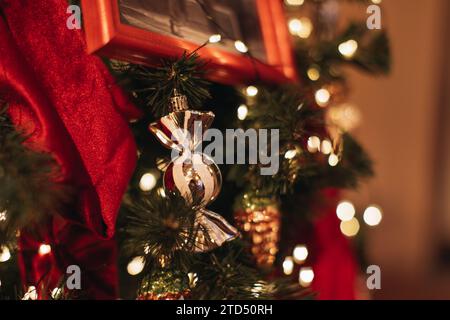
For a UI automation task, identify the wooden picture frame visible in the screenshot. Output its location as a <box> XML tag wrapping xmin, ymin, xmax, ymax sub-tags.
<box><xmin>81</xmin><ymin>0</ymin><xmax>298</xmax><ymax>84</ymax></box>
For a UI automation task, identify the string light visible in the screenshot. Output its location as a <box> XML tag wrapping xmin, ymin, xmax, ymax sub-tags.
<box><xmin>283</xmin><ymin>256</ymin><xmax>294</xmax><ymax>275</ymax></box>
<box><xmin>336</xmin><ymin>201</ymin><xmax>356</xmax><ymax>222</ymax></box>
<box><xmin>321</xmin><ymin>139</ymin><xmax>333</xmax><ymax>155</ymax></box>
<box><xmin>51</xmin><ymin>288</ymin><xmax>62</xmax><ymax>299</ymax></box>
<box><xmin>0</xmin><ymin>210</ymin><xmax>6</xmax><ymax>221</ymax></box>
<box><xmin>371</xmin><ymin>0</ymin><xmax>382</xmax><ymax>3</ymax></box>
<box><xmin>157</xmin><ymin>187</ymin><xmax>166</xmax><ymax>198</ymax></box>
<box><xmin>245</xmin><ymin>86</ymin><xmax>258</xmax><ymax>97</ymax></box>
<box><xmin>284</xmin><ymin>149</ymin><xmax>297</xmax><ymax>160</ymax></box>
<box><xmin>288</xmin><ymin>18</ymin><xmax>313</xmax><ymax>39</ymax></box>
<box><xmin>209</xmin><ymin>34</ymin><xmax>221</xmax><ymax>43</ymax></box>
<box><xmin>22</xmin><ymin>286</ymin><xmax>38</xmax><ymax>300</ymax></box>
<box><xmin>327</xmin><ymin>103</ymin><xmax>362</xmax><ymax>132</ymax></box>
<box><xmin>299</xmin><ymin>267</ymin><xmax>314</xmax><ymax>287</ymax></box>
<box><xmin>338</xmin><ymin>39</ymin><xmax>358</xmax><ymax>59</ymax></box>
<box><xmin>188</xmin><ymin>272</ymin><xmax>198</xmax><ymax>287</ymax></box>
<box><xmin>237</xmin><ymin>104</ymin><xmax>248</xmax><ymax>120</ymax></box>
<box><xmin>328</xmin><ymin>154</ymin><xmax>339</xmax><ymax>167</ymax></box>
<box><xmin>285</xmin><ymin>0</ymin><xmax>305</xmax><ymax>6</ymax></box>
<box><xmin>127</xmin><ymin>256</ymin><xmax>145</xmax><ymax>275</ymax></box>
<box><xmin>234</xmin><ymin>40</ymin><xmax>248</xmax><ymax>53</ymax></box>
<box><xmin>307</xmin><ymin>136</ymin><xmax>321</xmax><ymax>153</ymax></box>
<box><xmin>307</xmin><ymin>67</ymin><xmax>320</xmax><ymax>81</ymax></box>
<box><xmin>0</xmin><ymin>246</ymin><xmax>11</xmax><ymax>263</ymax></box>
<box><xmin>139</xmin><ymin>172</ymin><xmax>157</xmax><ymax>192</ymax></box>
<box><xmin>288</xmin><ymin>19</ymin><xmax>301</xmax><ymax>35</ymax></box>
<box><xmin>340</xmin><ymin>218</ymin><xmax>360</xmax><ymax>237</ymax></box>
<box><xmin>251</xmin><ymin>282</ymin><xmax>266</xmax><ymax>298</ymax></box>
<box><xmin>315</xmin><ymin>88</ymin><xmax>331</xmax><ymax>107</ymax></box>
<box><xmin>297</xmin><ymin>18</ymin><xmax>313</xmax><ymax>39</ymax></box>
<box><xmin>293</xmin><ymin>245</ymin><xmax>308</xmax><ymax>264</ymax></box>
<box><xmin>38</xmin><ymin>244</ymin><xmax>51</xmax><ymax>256</ymax></box>
<box><xmin>143</xmin><ymin>243</ymin><xmax>151</xmax><ymax>255</ymax></box>
<box><xmin>363</xmin><ymin>206</ymin><xmax>383</xmax><ymax>226</ymax></box>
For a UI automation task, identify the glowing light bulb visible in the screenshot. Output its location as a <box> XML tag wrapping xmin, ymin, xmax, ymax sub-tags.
<box><xmin>51</xmin><ymin>288</ymin><xmax>62</xmax><ymax>299</ymax></box>
<box><xmin>321</xmin><ymin>140</ymin><xmax>333</xmax><ymax>155</ymax></box>
<box><xmin>245</xmin><ymin>86</ymin><xmax>258</xmax><ymax>97</ymax></box>
<box><xmin>284</xmin><ymin>149</ymin><xmax>297</xmax><ymax>160</ymax></box>
<box><xmin>336</xmin><ymin>201</ymin><xmax>356</xmax><ymax>222</ymax></box>
<box><xmin>234</xmin><ymin>40</ymin><xmax>248</xmax><ymax>53</ymax></box>
<box><xmin>0</xmin><ymin>246</ymin><xmax>11</xmax><ymax>263</ymax></box>
<box><xmin>297</xmin><ymin>18</ymin><xmax>313</xmax><ymax>39</ymax></box>
<box><xmin>127</xmin><ymin>256</ymin><xmax>145</xmax><ymax>275</ymax></box>
<box><xmin>371</xmin><ymin>0</ymin><xmax>382</xmax><ymax>4</ymax></box>
<box><xmin>237</xmin><ymin>104</ymin><xmax>248</xmax><ymax>120</ymax></box>
<box><xmin>157</xmin><ymin>187</ymin><xmax>166</xmax><ymax>198</ymax></box>
<box><xmin>293</xmin><ymin>245</ymin><xmax>308</xmax><ymax>264</ymax></box>
<box><xmin>327</xmin><ymin>103</ymin><xmax>362</xmax><ymax>132</ymax></box>
<box><xmin>315</xmin><ymin>88</ymin><xmax>331</xmax><ymax>107</ymax></box>
<box><xmin>288</xmin><ymin>18</ymin><xmax>313</xmax><ymax>39</ymax></box>
<box><xmin>209</xmin><ymin>34</ymin><xmax>221</xmax><ymax>43</ymax></box>
<box><xmin>139</xmin><ymin>172</ymin><xmax>157</xmax><ymax>192</ymax></box>
<box><xmin>22</xmin><ymin>286</ymin><xmax>38</xmax><ymax>300</ymax></box>
<box><xmin>0</xmin><ymin>210</ymin><xmax>6</xmax><ymax>222</ymax></box>
<box><xmin>340</xmin><ymin>218</ymin><xmax>360</xmax><ymax>237</ymax></box>
<box><xmin>251</xmin><ymin>282</ymin><xmax>266</xmax><ymax>298</ymax></box>
<box><xmin>188</xmin><ymin>273</ymin><xmax>198</xmax><ymax>287</ymax></box>
<box><xmin>307</xmin><ymin>67</ymin><xmax>320</xmax><ymax>81</ymax></box>
<box><xmin>285</xmin><ymin>0</ymin><xmax>304</xmax><ymax>6</ymax></box>
<box><xmin>363</xmin><ymin>206</ymin><xmax>383</xmax><ymax>226</ymax></box>
<box><xmin>38</xmin><ymin>244</ymin><xmax>51</xmax><ymax>256</ymax></box>
<box><xmin>288</xmin><ymin>19</ymin><xmax>302</xmax><ymax>34</ymax></box>
<box><xmin>338</xmin><ymin>40</ymin><xmax>358</xmax><ymax>59</ymax></box>
<box><xmin>299</xmin><ymin>267</ymin><xmax>314</xmax><ymax>287</ymax></box>
<box><xmin>283</xmin><ymin>257</ymin><xmax>294</xmax><ymax>275</ymax></box>
<box><xmin>328</xmin><ymin>154</ymin><xmax>339</xmax><ymax>167</ymax></box>
<box><xmin>307</xmin><ymin>136</ymin><xmax>321</xmax><ymax>153</ymax></box>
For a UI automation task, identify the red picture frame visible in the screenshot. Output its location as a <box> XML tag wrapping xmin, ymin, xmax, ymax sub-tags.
<box><xmin>81</xmin><ymin>0</ymin><xmax>298</xmax><ymax>85</ymax></box>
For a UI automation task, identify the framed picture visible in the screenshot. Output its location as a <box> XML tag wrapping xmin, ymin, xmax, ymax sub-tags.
<box><xmin>81</xmin><ymin>0</ymin><xmax>298</xmax><ymax>84</ymax></box>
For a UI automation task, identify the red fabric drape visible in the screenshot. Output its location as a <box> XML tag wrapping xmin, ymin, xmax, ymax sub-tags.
<box><xmin>0</xmin><ymin>0</ymin><xmax>139</xmax><ymax>299</ymax></box>
<box><xmin>312</xmin><ymin>188</ymin><xmax>358</xmax><ymax>300</ymax></box>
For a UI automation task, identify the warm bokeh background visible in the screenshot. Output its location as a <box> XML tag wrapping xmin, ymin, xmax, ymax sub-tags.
<box><xmin>344</xmin><ymin>0</ymin><xmax>450</xmax><ymax>299</ymax></box>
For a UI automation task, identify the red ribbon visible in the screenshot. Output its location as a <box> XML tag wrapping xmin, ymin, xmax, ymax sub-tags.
<box><xmin>0</xmin><ymin>0</ymin><xmax>140</xmax><ymax>299</ymax></box>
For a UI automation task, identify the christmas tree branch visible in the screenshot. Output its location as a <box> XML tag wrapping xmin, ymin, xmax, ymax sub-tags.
<box><xmin>109</xmin><ymin>52</ymin><xmax>211</xmax><ymax>118</ymax></box>
<box><xmin>0</xmin><ymin>106</ymin><xmax>70</xmax><ymax>248</ymax></box>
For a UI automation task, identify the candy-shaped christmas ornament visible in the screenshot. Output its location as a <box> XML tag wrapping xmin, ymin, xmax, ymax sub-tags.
<box><xmin>149</xmin><ymin>91</ymin><xmax>239</xmax><ymax>252</ymax></box>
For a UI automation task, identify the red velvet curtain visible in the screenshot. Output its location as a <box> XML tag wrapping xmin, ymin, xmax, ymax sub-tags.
<box><xmin>0</xmin><ymin>0</ymin><xmax>139</xmax><ymax>299</ymax></box>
